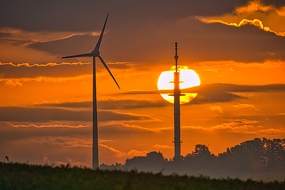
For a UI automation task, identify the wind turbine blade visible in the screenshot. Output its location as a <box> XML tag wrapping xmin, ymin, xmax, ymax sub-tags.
<box><xmin>98</xmin><ymin>55</ymin><xmax>120</xmax><ymax>89</ymax></box>
<box><xmin>62</xmin><ymin>53</ymin><xmax>93</xmax><ymax>59</ymax></box>
<box><xmin>94</xmin><ymin>13</ymin><xmax>109</xmax><ymax>51</ymax></box>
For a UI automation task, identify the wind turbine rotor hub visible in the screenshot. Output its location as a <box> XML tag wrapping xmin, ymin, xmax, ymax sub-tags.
<box><xmin>91</xmin><ymin>50</ymin><xmax>100</xmax><ymax>57</ymax></box>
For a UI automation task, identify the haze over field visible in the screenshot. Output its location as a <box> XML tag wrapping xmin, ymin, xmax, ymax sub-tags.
<box><xmin>1</xmin><ymin>0</ymin><xmax>285</xmax><ymax>168</ymax></box>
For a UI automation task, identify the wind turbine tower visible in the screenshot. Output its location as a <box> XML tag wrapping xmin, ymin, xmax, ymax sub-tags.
<box><xmin>62</xmin><ymin>13</ymin><xmax>120</xmax><ymax>169</ymax></box>
<box><xmin>173</xmin><ymin>42</ymin><xmax>181</xmax><ymax>160</ymax></box>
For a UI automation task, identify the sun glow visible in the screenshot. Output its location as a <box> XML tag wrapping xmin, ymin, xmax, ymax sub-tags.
<box><xmin>157</xmin><ymin>67</ymin><xmax>200</xmax><ymax>104</ymax></box>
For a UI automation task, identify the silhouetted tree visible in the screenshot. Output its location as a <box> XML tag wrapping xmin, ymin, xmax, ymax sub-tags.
<box><xmin>125</xmin><ymin>151</ymin><xmax>166</xmax><ymax>172</ymax></box>
<box><xmin>104</xmin><ymin>138</ymin><xmax>285</xmax><ymax>179</ymax></box>
<box><xmin>262</xmin><ymin>138</ymin><xmax>285</xmax><ymax>170</ymax></box>
<box><xmin>184</xmin><ymin>144</ymin><xmax>216</xmax><ymax>170</ymax></box>
<box><xmin>217</xmin><ymin>138</ymin><xmax>285</xmax><ymax>172</ymax></box>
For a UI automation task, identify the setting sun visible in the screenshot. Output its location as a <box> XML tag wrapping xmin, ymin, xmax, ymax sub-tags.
<box><xmin>157</xmin><ymin>66</ymin><xmax>201</xmax><ymax>104</ymax></box>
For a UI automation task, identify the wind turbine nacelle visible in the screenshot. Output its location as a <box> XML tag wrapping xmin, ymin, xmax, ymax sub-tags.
<box><xmin>91</xmin><ymin>50</ymin><xmax>100</xmax><ymax>57</ymax></box>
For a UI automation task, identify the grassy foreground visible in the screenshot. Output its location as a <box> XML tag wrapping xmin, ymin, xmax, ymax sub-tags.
<box><xmin>0</xmin><ymin>162</ymin><xmax>284</xmax><ymax>190</ymax></box>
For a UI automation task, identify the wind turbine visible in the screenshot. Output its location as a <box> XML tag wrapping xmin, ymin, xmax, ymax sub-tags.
<box><xmin>62</xmin><ymin>13</ymin><xmax>120</xmax><ymax>169</ymax></box>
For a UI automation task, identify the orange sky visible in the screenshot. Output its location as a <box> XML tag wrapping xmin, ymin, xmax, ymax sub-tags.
<box><xmin>1</xmin><ymin>0</ymin><xmax>285</xmax><ymax>166</ymax></box>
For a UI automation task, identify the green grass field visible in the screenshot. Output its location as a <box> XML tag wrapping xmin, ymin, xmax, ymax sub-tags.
<box><xmin>0</xmin><ymin>162</ymin><xmax>284</xmax><ymax>190</ymax></box>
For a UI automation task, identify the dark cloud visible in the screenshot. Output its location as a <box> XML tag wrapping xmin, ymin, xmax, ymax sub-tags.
<box><xmin>0</xmin><ymin>31</ymin><xmax>13</xmax><ymax>38</ymax></box>
<box><xmin>99</xmin><ymin>123</ymin><xmax>154</xmax><ymax>137</ymax></box>
<box><xmin>28</xmin><ymin>35</ymin><xmax>97</xmax><ymax>57</ymax></box>
<box><xmin>260</xmin><ymin>0</ymin><xmax>285</xmax><ymax>8</ymax></box>
<box><xmin>120</xmin><ymin>90</ymin><xmax>159</xmax><ymax>95</ymax></box>
<box><xmin>0</xmin><ymin>122</ymin><xmax>91</xmax><ymax>165</ymax></box>
<box><xmin>36</xmin><ymin>99</ymin><xmax>169</xmax><ymax>110</ymax></box>
<box><xmin>99</xmin><ymin>100</ymin><xmax>169</xmax><ymax>110</ymax></box>
<box><xmin>220</xmin><ymin>114</ymin><xmax>285</xmax><ymax>126</ymax></box>
<box><xmin>191</xmin><ymin>92</ymin><xmax>244</xmax><ymax>105</ymax></box>
<box><xmin>186</xmin><ymin>22</ymin><xmax>285</xmax><ymax>63</ymax></box>
<box><xmin>23</xmin><ymin>18</ymin><xmax>285</xmax><ymax>64</ymax></box>
<box><xmin>38</xmin><ymin>101</ymin><xmax>92</xmax><ymax>109</ymax></box>
<box><xmin>0</xmin><ymin>63</ymin><xmax>91</xmax><ymax>78</ymax></box>
<box><xmin>186</xmin><ymin>83</ymin><xmax>285</xmax><ymax>93</ymax></box>
<box><xmin>0</xmin><ymin>107</ymin><xmax>90</xmax><ymax>122</ymax></box>
<box><xmin>0</xmin><ymin>106</ymin><xmax>152</xmax><ymax>122</ymax></box>
<box><xmin>1</xmin><ymin>1</ymin><xmax>283</xmax><ymax>64</ymax></box>
<box><xmin>120</xmin><ymin>83</ymin><xmax>285</xmax><ymax>105</ymax></box>
<box><xmin>1</xmin><ymin>38</ymin><xmax>33</xmax><ymax>46</ymax></box>
<box><xmin>98</xmin><ymin>110</ymin><xmax>152</xmax><ymax>122</ymax></box>
<box><xmin>0</xmin><ymin>122</ymin><xmax>90</xmax><ymax>142</ymax></box>
<box><xmin>185</xmin><ymin>83</ymin><xmax>285</xmax><ymax>104</ymax></box>
<box><xmin>0</xmin><ymin>61</ymin><xmax>131</xmax><ymax>78</ymax></box>
<box><xmin>122</xmin><ymin>83</ymin><xmax>285</xmax><ymax>94</ymax></box>
<box><xmin>1</xmin><ymin>83</ymin><xmax>283</xmax><ymax>123</ymax></box>
<box><xmin>102</xmin><ymin>62</ymin><xmax>136</xmax><ymax>70</ymax></box>
<box><xmin>0</xmin><ymin>0</ymin><xmax>248</xmax><ymax>32</ymax></box>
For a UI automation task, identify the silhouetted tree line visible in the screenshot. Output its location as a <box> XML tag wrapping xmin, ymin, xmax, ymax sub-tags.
<box><xmin>101</xmin><ymin>138</ymin><xmax>285</xmax><ymax>179</ymax></box>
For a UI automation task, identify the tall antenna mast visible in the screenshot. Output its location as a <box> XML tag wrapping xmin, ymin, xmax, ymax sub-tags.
<box><xmin>174</xmin><ymin>42</ymin><xmax>178</xmax><ymax>72</ymax></box>
<box><xmin>173</xmin><ymin>42</ymin><xmax>181</xmax><ymax>160</ymax></box>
